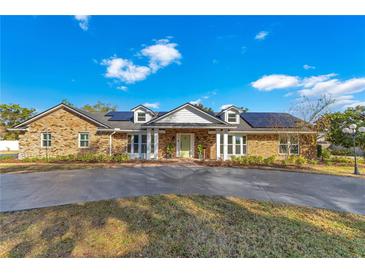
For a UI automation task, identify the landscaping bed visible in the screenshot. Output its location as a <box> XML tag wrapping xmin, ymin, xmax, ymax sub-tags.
<box><xmin>1</xmin><ymin>194</ymin><xmax>364</xmax><ymax>258</ymax></box>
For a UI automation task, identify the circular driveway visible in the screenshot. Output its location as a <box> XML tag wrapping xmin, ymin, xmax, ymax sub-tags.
<box><xmin>1</xmin><ymin>165</ymin><xmax>364</xmax><ymax>214</ymax></box>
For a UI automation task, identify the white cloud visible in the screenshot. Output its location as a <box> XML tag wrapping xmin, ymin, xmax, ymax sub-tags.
<box><xmin>303</xmin><ymin>64</ymin><xmax>316</xmax><ymax>70</ymax></box>
<box><xmin>220</xmin><ymin>104</ymin><xmax>233</xmax><ymax>110</ymax></box>
<box><xmin>343</xmin><ymin>101</ymin><xmax>365</xmax><ymax>109</ymax></box>
<box><xmin>141</xmin><ymin>39</ymin><xmax>181</xmax><ymax>73</ymax></box>
<box><xmin>284</xmin><ymin>92</ymin><xmax>294</xmax><ymax>97</ymax></box>
<box><xmin>74</xmin><ymin>15</ymin><xmax>90</xmax><ymax>31</ymax></box>
<box><xmin>116</xmin><ymin>86</ymin><xmax>128</xmax><ymax>91</ymax></box>
<box><xmin>251</xmin><ymin>72</ymin><xmax>365</xmax><ymax>109</ymax></box>
<box><xmin>143</xmin><ymin>102</ymin><xmax>160</xmax><ymax>109</ymax></box>
<box><xmin>190</xmin><ymin>99</ymin><xmax>202</xmax><ymax>105</ymax></box>
<box><xmin>101</xmin><ymin>38</ymin><xmax>182</xmax><ymax>87</ymax></box>
<box><xmin>255</xmin><ymin>31</ymin><xmax>269</xmax><ymax>40</ymax></box>
<box><xmin>299</xmin><ymin>77</ymin><xmax>365</xmax><ymax>97</ymax></box>
<box><xmin>301</xmin><ymin>73</ymin><xmax>337</xmax><ymax>88</ymax></box>
<box><xmin>251</xmin><ymin>74</ymin><xmax>300</xmax><ymax>91</ymax></box>
<box><xmin>101</xmin><ymin>57</ymin><xmax>151</xmax><ymax>84</ymax></box>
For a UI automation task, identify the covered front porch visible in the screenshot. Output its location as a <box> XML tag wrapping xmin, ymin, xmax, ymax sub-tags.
<box><xmin>126</xmin><ymin>127</ymin><xmax>243</xmax><ymax>161</ymax></box>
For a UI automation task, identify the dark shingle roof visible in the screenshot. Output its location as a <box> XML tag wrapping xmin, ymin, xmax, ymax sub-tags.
<box><xmin>240</xmin><ymin>112</ymin><xmax>303</xmax><ymax>128</ymax></box>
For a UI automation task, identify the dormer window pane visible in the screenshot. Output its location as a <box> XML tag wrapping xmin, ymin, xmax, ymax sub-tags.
<box><xmin>137</xmin><ymin>112</ymin><xmax>146</xmax><ymax>122</ymax></box>
<box><xmin>228</xmin><ymin>113</ymin><xmax>237</xmax><ymax>123</ymax></box>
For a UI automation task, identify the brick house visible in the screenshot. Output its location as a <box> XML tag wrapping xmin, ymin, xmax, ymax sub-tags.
<box><xmin>9</xmin><ymin>102</ymin><xmax>317</xmax><ymax>160</ymax></box>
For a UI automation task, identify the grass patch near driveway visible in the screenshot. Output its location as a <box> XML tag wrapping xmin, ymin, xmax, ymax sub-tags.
<box><xmin>1</xmin><ymin>161</ymin><xmax>364</xmax><ymax>178</ymax></box>
<box><xmin>1</xmin><ymin>195</ymin><xmax>364</xmax><ymax>258</ymax></box>
<box><xmin>0</xmin><ymin>162</ymin><xmax>116</xmax><ymax>174</ymax></box>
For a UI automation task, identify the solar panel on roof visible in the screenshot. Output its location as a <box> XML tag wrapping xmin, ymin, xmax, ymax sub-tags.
<box><xmin>240</xmin><ymin>113</ymin><xmax>300</xmax><ymax>128</ymax></box>
<box><xmin>106</xmin><ymin>112</ymin><xmax>134</xmax><ymax>121</ymax></box>
<box><xmin>105</xmin><ymin>111</ymin><xmax>118</xmax><ymax>116</ymax></box>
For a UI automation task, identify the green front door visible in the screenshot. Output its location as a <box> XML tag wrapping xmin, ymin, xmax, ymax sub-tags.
<box><xmin>180</xmin><ymin>134</ymin><xmax>191</xmax><ymax>158</ymax></box>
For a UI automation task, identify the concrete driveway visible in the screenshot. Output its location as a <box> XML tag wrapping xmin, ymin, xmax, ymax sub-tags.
<box><xmin>1</xmin><ymin>165</ymin><xmax>364</xmax><ymax>214</ymax></box>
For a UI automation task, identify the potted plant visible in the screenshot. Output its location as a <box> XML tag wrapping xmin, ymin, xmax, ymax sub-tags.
<box><xmin>197</xmin><ymin>144</ymin><xmax>204</xmax><ymax>160</ymax></box>
<box><xmin>166</xmin><ymin>143</ymin><xmax>174</xmax><ymax>159</ymax></box>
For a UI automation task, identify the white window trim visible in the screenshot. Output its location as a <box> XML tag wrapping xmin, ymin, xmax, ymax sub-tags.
<box><xmin>78</xmin><ymin>132</ymin><xmax>90</xmax><ymax>148</ymax></box>
<box><xmin>128</xmin><ymin>133</ymin><xmax>155</xmax><ymax>159</ymax></box>
<box><xmin>278</xmin><ymin>134</ymin><xmax>300</xmax><ymax>156</ymax></box>
<box><xmin>225</xmin><ymin>111</ymin><xmax>239</xmax><ymax>124</ymax></box>
<box><xmin>137</xmin><ymin>112</ymin><xmax>146</xmax><ymax>122</ymax></box>
<box><xmin>41</xmin><ymin>132</ymin><xmax>51</xmax><ymax>148</ymax></box>
<box><xmin>220</xmin><ymin>134</ymin><xmax>247</xmax><ymax>157</ymax></box>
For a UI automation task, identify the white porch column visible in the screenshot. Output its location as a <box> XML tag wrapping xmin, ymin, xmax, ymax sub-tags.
<box><xmin>223</xmin><ymin>130</ymin><xmax>228</xmax><ymax>161</ymax></box>
<box><xmin>216</xmin><ymin>130</ymin><xmax>221</xmax><ymax>160</ymax></box>
<box><xmin>154</xmin><ymin>128</ymin><xmax>159</xmax><ymax>160</ymax></box>
<box><xmin>146</xmin><ymin>128</ymin><xmax>151</xmax><ymax>160</ymax></box>
<box><xmin>138</xmin><ymin>133</ymin><xmax>142</xmax><ymax>159</ymax></box>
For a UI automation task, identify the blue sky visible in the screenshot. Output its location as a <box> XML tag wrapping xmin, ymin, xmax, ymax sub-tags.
<box><xmin>1</xmin><ymin>16</ymin><xmax>365</xmax><ymax>113</ymax></box>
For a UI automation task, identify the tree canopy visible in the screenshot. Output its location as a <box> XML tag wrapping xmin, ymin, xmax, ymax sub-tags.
<box><xmin>82</xmin><ymin>101</ymin><xmax>117</xmax><ymax>113</ymax></box>
<box><xmin>193</xmin><ymin>103</ymin><xmax>215</xmax><ymax>114</ymax></box>
<box><xmin>316</xmin><ymin>105</ymin><xmax>365</xmax><ymax>150</ymax></box>
<box><xmin>0</xmin><ymin>103</ymin><xmax>36</xmax><ymax>140</ymax></box>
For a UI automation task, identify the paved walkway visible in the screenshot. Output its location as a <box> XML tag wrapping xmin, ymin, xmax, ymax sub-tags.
<box><xmin>1</xmin><ymin>165</ymin><xmax>364</xmax><ymax>214</ymax></box>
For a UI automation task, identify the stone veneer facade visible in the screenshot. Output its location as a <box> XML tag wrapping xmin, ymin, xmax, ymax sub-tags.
<box><xmin>17</xmin><ymin>107</ymin><xmax>316</xmax><ymax>159</ymax></box>
<box><xmin>18</xmin><ymin>108</ymin><xmax>128</xmax><ymax>158</ymax></box>
<box><xmin>247</xmin><ymin>134</ymin><xmax>316</xmax><ymax>159</ymax></box>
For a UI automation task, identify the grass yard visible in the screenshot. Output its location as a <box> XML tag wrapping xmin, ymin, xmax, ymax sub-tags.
<box><xmin>309</xmin><ymin>164</ymin><xmax>365</xmax><ymax>177</ymax></box>
<box><xmin>1</xmin><ymin>195</ymin><xmax>364</xmax><ymax>258</ymax></box>
<box><xmin>0</xmin><ymin>162</ymin><xmax>117</xmax><ymax>174</ymax></box>
<box><xmin>1</xmin><ymin>161</ymin><xmax>365</xmax><ymax>178</ymax></box>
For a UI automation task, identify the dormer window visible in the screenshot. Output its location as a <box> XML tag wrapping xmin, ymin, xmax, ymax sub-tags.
<box><xmin>227</xmin><ymin>113</ymin><xmax>237</xmax><ymax>123</ymax></box>
<box><xmin>137</xmin><ymin>112</ymin><xmax>146</xmax><ymax>122</ymax></box>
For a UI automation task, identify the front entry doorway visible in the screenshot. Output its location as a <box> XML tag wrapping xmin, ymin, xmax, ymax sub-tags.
<box><xmin>177</xmin><ymin>133</ymin><xmax>194</xmax><ymax>158</ymax></box>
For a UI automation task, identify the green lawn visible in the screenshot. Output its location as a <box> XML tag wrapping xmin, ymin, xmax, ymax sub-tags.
<box><xmin>1</xmin><ymin>161</ymin><xmax>365</xmax><ymax>178</ymax></box>
<box><xmin>1</xmin><ymin>195</ymin><xmax>364</xmax><ymax>258</ymax></box>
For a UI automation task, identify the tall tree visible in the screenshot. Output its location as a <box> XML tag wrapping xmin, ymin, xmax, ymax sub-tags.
<box><xmin>0</xmin><ymin>104</ymin><xmax>36</xmax><ymax>140</ymax></box>
<box><xmin>82</xmin><ymin>101</ymin><xmax>117</xmax><ymax>113</ymax></box>
<box><xmin>238</xmin><ymin>106</ymin><xmax>248</xmax><ymax>112</ymax></box>
<box><xmin>290</xmin><ymin>95</ymin><xmax>335</xmax><ymax>124</ymax></box>
<box><xmin>316</xmin><ymin>105</ymin><xmax>365</xmax><ymax>150</ymax></box>
<box><xmin>61</xmin><ymin>99</ymin><xmax>75</xmax><ymax>107</ymax></box>
<box><xmin>193</xmin><ymin>103</ymin><xmax>215</xmax><ymax>114</ymax></box>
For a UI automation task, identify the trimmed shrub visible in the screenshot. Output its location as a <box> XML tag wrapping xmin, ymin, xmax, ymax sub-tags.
<box><xmin>321</xmin><ymin>148</ymin><xmax>331</xmax><ymax>160</ymax></box>
<box><xmin>166</xmin><ymin>143</ymin><xmax>174</xmax><ymax>159</ymax></box>
<box><xmin>197</xmin><ymin>144</ymin><xmax>204</xmax><ymax>159</ymax></box>
<box><xmin>330</xmin><ymin>148</ymin><xmax>353</xmax><ymax>156</ymax></box>
<box><xmin>263</xmin><ymin>156</ymin><xmax>276</xmax><ymax>165</ymax></box>
<box><xmin>0</xmin><ymin>155</ymin><xmax>16</xmax><ymax>160</ymax></box>
<box><xmin>112</xmin><ymin>153</ymin><xmax>129</xmax><ymax>162</ymax></box>
<box><xmin>307</xmin><ymin>159</ymin><xmax>318</xmax><ymax>165</ymax></box>
<box><xmin>294</xmin><ymin>156</ymin><xmax>307</xmax><ymax>165</ymax></box>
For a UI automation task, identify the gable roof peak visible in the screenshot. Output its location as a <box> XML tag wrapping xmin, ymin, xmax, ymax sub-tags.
<box><xmin>218</xmin><ymin>105</ymin><xmax>244</xmax><ymax>115</ymax></box>
<box><xmin>146</xmin><ymin>102</ymin><xmax>229</xmax><ymax>125</ymax></box>
<box><xmin>130</xmin><ymin>104</ymin><xmax>156</xmax><ymax>114</ymax></box>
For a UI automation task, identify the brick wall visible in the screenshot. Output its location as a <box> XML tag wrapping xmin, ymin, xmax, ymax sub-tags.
<box><xmin>247</xmin><ymin>133</ymin><xmax>316</xmax><ymax>159</ymax></box>
<box><xmin>247</xmin><ymin>134</ymin><xmax>279</xmax><ymax>158</ymax></box>
<box><xmin>18</xmin><ymin>107</ymin><xmax>123</xmax><ymax>158</ymax></box>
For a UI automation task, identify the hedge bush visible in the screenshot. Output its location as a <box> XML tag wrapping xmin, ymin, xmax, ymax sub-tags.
<box><xmin>20</xmin><ymin>153</ymin><xmax>130</xmax><ymax>163</ymax></box>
